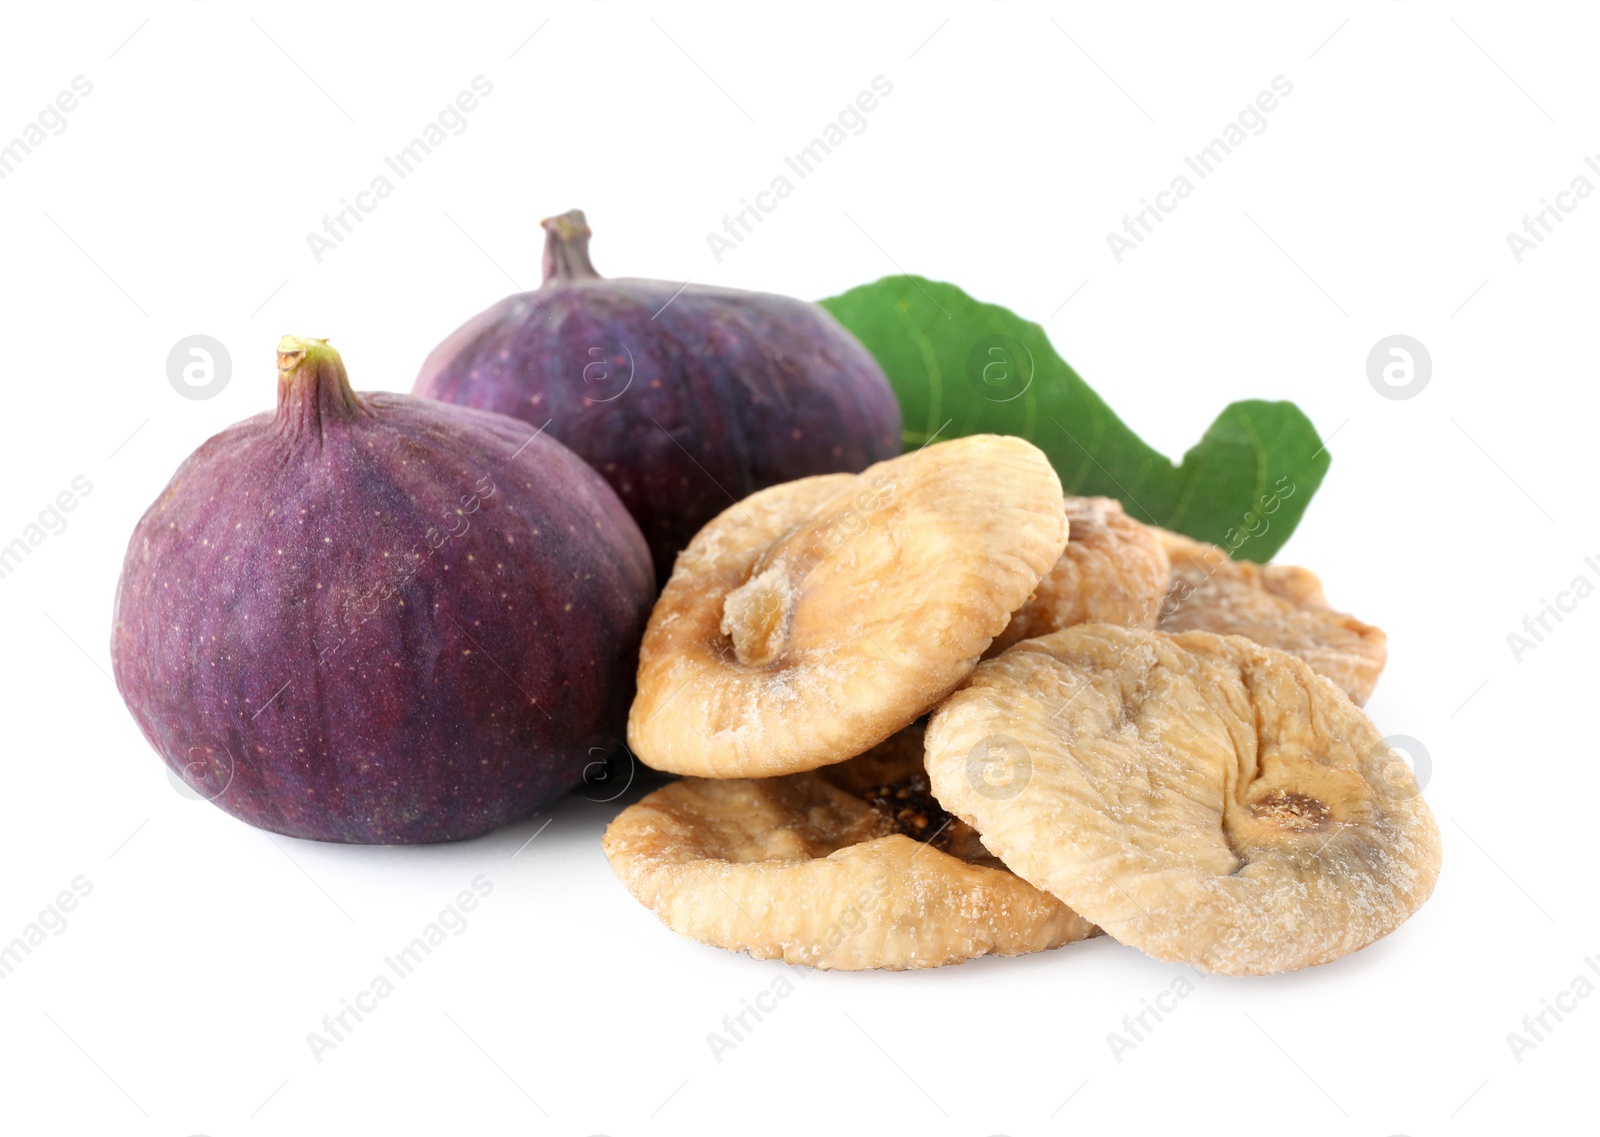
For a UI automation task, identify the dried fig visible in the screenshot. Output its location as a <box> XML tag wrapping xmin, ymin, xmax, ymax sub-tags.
<box><xmin>112</xmin><ymin>338</ymin><xmax>654</xmax><ymax>843</ymax></box>
<box><xmin>925</xmin><ymin>625</ymin><xmax>1440</xmax><ymax>975</ymax></box>
<box><xmin>601</xmin><ymin>723</ymin><xmax>1096</xmax><ymax>969</ymax></box>
<box><xmin>989</xmin><ymin>496</ymin><xmax>1169</xmax><ymax>654</ymax></box>
<box><xmin>413</xmin><ymin>209</ymin><xmax>902</xmax><ymax>581</ymax></box>
<box><xmin>628</xmin><ymin>435</ymin><xmax>1069</xmax><ymax>778</ymax></box>
<box><xmin>1155</xmin><ymin>529</ymin><xmax>1386</xmax><ymax>704</ymax></box>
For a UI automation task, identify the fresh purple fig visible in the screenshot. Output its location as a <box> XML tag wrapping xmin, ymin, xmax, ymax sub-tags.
<box><xmin>112</xmin><ymin>337</ymin><xmax>654</xmax><ymax>844</ymax></box>
<box><xmin>413</xmin><ymin>209</ymin><xmax>903</xmax><ymax>579</ymax></box>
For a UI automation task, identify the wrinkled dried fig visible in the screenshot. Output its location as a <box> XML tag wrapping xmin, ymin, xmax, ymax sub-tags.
<box><xmin>601</xmin><ymin>724</ymin><xmax>1096</xmax><ymax>969</ymax></box>
<box><xmin>989</xmin><ymin>496</ymin><xmax>1169</xmax><ymax>654</ymax></box>
<box><xmin>628</xmin><ymin>434</ymin><xmax>1068</xmax><ymax>778</ymax></box>
<box><xmin>925</xmin><ymin>625</ymin><xmax>1440</xmax><ymax>975</ymax></box>
<box><xmin>1154</xmin><ymin>529</ymin><xmax>1386</xmax><ymax>704</ymax></box>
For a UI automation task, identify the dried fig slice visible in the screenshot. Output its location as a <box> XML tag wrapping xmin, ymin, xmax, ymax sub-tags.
<box><xmin>1154</xmin><ymin>529</ymin><xmax>1386</xmax><ymax>705</ymax></box>
<box><xmin>989</xmin><ymin>496</ymin><xmax>1169</xmax><ymax>654</ymax></box>
<box><xmin>628</xmin><ymin>435</ymin><xmax>1068</xmax><ymax>777</ymax></box>
<box><xmin>601</xmin><ymin>724</ymin><xmax>1096</xmax><ymax>969</ymax></box>
<box><xmin>924</xmin><ymin>626</ymin><xmax>1441</xmax><ymax>976</ymax></box>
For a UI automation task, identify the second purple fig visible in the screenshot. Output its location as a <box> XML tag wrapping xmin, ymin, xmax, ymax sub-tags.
<box><xmin>413</xmin><ymin>209</ymin><xmax>903</xmax><ymax>580</ymax></box>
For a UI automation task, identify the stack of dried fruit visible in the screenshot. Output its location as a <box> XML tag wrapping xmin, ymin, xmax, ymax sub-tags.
<box><xmin>604</xmin><ymin>435</ymin><xmax>1439</xmax><ymax>975</ymax></box>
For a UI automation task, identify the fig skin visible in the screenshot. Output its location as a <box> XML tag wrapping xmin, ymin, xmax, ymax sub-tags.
<box><xmin>112</xmin><ymin>338</ymin><xmax>654</xmax><ymax>844</ymax></box>
<box><xmin>413</xmin><ymin>209</ymin><xmax>903</xmax><ymax>579</ymax></box>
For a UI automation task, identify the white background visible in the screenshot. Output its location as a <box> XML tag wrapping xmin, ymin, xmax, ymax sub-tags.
<box><xmin>0</xmin><ymin>2</ymin><xmax>1592</xmax><ymax>1134</ymax></box>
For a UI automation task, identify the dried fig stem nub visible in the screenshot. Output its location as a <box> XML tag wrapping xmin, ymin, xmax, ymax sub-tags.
<box><xmin>274</xmin><ymin>336</ymin><xmax>367</xmax><ymax>438</ymax></box>
<box><xmin>720</xmin><ymin>564</ymin><xmax>794</xmax><ymax>666</ymax></box>
<box><xmin>540</xmin><ymin>208</ymin><xmax>600</xmax><ymax>281</ymax></box>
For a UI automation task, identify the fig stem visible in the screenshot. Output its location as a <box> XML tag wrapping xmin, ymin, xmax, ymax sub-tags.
<box><xmin>275</xmin><ymin>336</ymin><xmax>366</xmax><ymax>436</ymax></box>
<box><xmin>540</xmin><ymin>209</ymin><xmax>601</xmax><ymax>282</ymax></box>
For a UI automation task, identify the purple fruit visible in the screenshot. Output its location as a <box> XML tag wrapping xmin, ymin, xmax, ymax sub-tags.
<box><xmin>112</xmin><ymin>337</ymin><xmax>654</xmax><ymax>844</ymax></box>
<box><xmin>413</xmin><ymin>209</ymin><xmax>902</xmax><ymax>579</ymax></box>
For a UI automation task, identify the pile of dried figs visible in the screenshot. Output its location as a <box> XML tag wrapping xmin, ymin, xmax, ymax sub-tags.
<box><xmin>604</xmin><ymin>435</ymin><xmax>1440</xmax><ymax>975</ymax></box>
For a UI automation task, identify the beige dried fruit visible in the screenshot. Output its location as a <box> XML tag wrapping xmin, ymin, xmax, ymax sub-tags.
<box><xmin>989</xmin><ymin>496</ymin><xmax>1169</xmax><ymax>654</ymax></box>
<box><xmin>925</xmin><ymin>625</ymin><xmax>1440</xmax><ymax>976</ymax></box>
<box><xmin>1155</xmin><ymin>529</ymin><xmax>1387</xmax><ymax>704</ymax></box>
<box><xmin>601</xmin><ymin>723</ymin><xmax>1097</xmax><ymax>969</ymax></box>
<box><xmin>628</xmin><ymin>434</ymin><xmax>1068</xmax><ymax>778</ymax></box>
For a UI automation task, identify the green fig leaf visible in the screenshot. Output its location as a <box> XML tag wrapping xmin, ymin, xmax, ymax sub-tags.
<box><xmin>820</xmin><ymin>275</ymin><xmax>1329</xmax><ymax>562</ymax></box>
